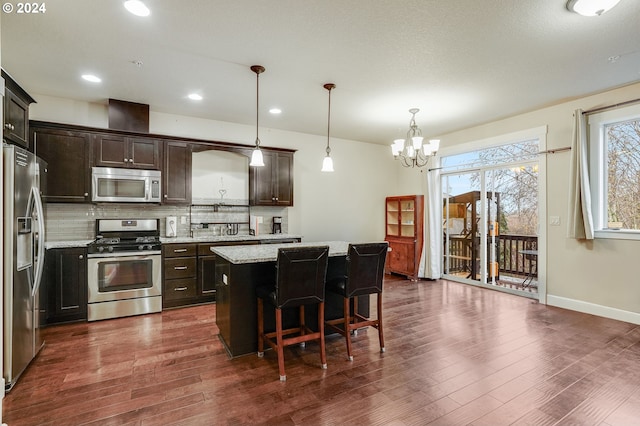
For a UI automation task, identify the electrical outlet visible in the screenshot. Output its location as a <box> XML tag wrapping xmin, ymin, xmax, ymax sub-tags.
<box><xmin>180</xmin><ymin>216</ymin><xmax>187</xmax><ymax>225</ymax></box>
<box><xmin>549</xmin><ymin>216</ymin><xmax>561</xmax><ymax>226</ymax></box>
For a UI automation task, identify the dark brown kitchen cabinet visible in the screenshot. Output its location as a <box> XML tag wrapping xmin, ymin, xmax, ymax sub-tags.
<box><xmin>162</xmin><ymin>243</ymin><xmax>198</xmax><ymax>308</ymax></box>
<box><xmin>197</xmin><ymin>241</ymin><xmax>260</xmax><ymax>303</ymax></box>
<box><xmin>163</xmin><ymin>141</ymin><xmax>191</xmax><ymax>205</ymax></box>
<box><xmin>249</xmin><ymin>150</ymin><xmax>293</xmax><ymax>206</ymax></box>
<box><xmin>94</xmin><ymin>133</ymin><xmax>162</xmax><ymax>169</ymax></box>
<box><xmin>31</xmin><ymin>124</ymin><xmax>92</xmax><ymax>203</ymax></box>
<box><xmin>2</xmin><ymin>69</ymin><xmax>35</xmax><ymax>150</ymax></box>
<box><xmin>162</xmin><ymin>241</ymin><xmax>262</xmax><ymax>309</ymax></box>
<box><xmin>43</xmin><ymin>247</ymin><xmax>88</xmax><ymax>325</ymax></box>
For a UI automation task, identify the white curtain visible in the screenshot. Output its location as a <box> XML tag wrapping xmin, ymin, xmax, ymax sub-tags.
<box><xmin>567</xmin><ymin>108</ymin><xmax>594</xmax><ymax>240</ymax></box>
<box><xmin>418</xmin><ymin>156</ymin><xmax>442</xmax><ymax>279</ymax></box>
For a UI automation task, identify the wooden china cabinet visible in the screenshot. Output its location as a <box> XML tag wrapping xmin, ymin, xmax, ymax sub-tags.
<box><xmin>385</xmin><ymin>195</ymin><xmax>424</xmax><ymax>281</ymax></box>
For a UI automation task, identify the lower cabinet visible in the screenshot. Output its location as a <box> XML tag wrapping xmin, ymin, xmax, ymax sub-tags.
<box><xmin>386</xmin><ymin>239</ymin><xmax>416</xmax><ymax>278</ymax></box>
<box><xmin>162</xmin><ymin>243</ymin><xmax>198</xmax><ymax>309</ymax></box>
<box><xmin>43</xmin><ymin>247</ymin><xmax>88</xmax><ymax>325</ymax></box>
<box><xmin>162</xmin><ymin>240</ymin><xmax>263</xmax><ymax>309</ymax></box>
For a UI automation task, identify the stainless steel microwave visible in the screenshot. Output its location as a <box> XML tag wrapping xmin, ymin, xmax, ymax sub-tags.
<box><xmin>91</xmin><ymin>167</ymin><xmax>161</xmax><ymax>203</ymax></box>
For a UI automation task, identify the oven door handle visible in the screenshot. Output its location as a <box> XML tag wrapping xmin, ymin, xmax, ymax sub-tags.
<box><xmin>87</xmin><ymin>250</ymin><xmax>162</xmax><ymax>259</ymax></box>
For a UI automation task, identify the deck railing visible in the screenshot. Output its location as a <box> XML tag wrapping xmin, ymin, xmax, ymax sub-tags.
<box><xmin>444</xmin><ymin>234</ymin><xmax>538</xmax><ymax>280</ymax></box>
<box><xmin>498</xmin><ymin>234</ymin><xmax>537</xmax><ymax>278</ymax></box>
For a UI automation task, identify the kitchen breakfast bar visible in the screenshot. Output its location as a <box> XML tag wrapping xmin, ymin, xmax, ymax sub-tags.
<box><xmin>211</xmin><ymin>241</ymin><xmax>370</xmax><ymax>358</ymax></box>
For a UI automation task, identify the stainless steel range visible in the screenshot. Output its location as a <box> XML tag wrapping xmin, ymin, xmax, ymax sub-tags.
<box><xmin>87</xmin><ymin>219</ymin><xmax>162</xmax><ymax>321</ymax></box>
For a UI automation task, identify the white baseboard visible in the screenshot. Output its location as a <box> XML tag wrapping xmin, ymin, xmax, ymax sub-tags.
<box><xmin>547</xmin><ymin>294</ymin><xmax>640</xmax><ymax>325</ymax></box>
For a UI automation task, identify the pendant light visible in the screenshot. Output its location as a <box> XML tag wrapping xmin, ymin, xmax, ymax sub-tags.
<box><xmin>321</xmin><ymin>83</ymin><xmax>336</xmax><ymax>172</ymax></box>
<box><xmin>250</xmin><ymin>65</ymin><xmax>265</xmax><ymax>167</ymax></box>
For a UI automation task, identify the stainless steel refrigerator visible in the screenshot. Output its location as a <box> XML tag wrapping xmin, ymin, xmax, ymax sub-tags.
<box><xmin>2</xmin><ymin>143</ymin><xmax>47</xmax><ymax>392</ymax></box>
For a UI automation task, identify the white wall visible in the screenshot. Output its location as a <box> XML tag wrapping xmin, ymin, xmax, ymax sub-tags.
<box><xmin>30</xmin><ymin>96</ymin><xmax>399</xmax><ymax>243</ymax></box>
<box><xmin>401</xmin><ymin>81</ymin><xmax>640</xmax><ymax>323</ymax></box>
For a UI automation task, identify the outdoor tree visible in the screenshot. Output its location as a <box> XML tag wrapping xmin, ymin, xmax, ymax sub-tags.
<box><xmin>606</xmin><ymin>119</ymin><xmax>640</xmax><ymax>230</ymax></box>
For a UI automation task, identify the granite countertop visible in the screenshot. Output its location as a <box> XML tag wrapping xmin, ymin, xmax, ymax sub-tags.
<box><xmin>44</xmin><ymin>234</ymin><xmax>302</xmax><ymax>250</ymax></box>
<box><xmin>211</xmin><ymin>241</ymin><xmax>349</xmax><ymax>264</ymax></box>
<box><xmin>45</xmin><ymin>240</ymin><xmax>94</xmax><ymax>249</ymax></box>
<box><xmin>160</xmin><ymin>234</ymin><xmax>302</xmax><ymax>244</ymax></box>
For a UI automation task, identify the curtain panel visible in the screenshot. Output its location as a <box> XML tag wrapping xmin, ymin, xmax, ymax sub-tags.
<box><xmin>419</xmin><ymin>157</ymin><xmax>442</xmax><ymax>279</ymax></box>
<box><xmin>567</xmin><ymin>108</ymin><xmax>594</xmax><ymax>240</ymax></box>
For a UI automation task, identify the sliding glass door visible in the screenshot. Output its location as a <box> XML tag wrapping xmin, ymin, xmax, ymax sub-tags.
<box><xmin>441</xmin><ymin>141</ymin><xmax>540</xmax><ymax>298</ymax></box>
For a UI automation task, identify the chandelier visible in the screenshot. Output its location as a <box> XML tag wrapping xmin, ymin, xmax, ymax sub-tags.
<box><xmin>391</xmin><ymin>108</ymin><xmax>440</xmax><ymax>168</ymax></box>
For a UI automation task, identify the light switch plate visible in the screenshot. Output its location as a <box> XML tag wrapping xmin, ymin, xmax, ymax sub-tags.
<box><xmin>550</xmin><ymin>216</ymin><xmax>561</xmax><ymax>226</ymax></box>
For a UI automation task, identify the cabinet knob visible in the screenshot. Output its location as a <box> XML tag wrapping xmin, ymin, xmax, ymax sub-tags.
<box><xmin>173</xmin><ymin>286</ymin><xmax>188</xmax><ymax>291</ymax></box>
<box><xmin>164</xmin><ymin>194</ymin><xmax>168</xmax><ymax>198</ymax></box>
<box><xmin>84</xmin><ymin>192</ymin><xmax>89</xmax><ymax>197</ymax></box>
<box><xmin>4</xmin><ymin>123</ymin><xmax>11</xmax><ymax>129</ymax></box>
<box><xmin>174</xmin><ymin>266</ymin><xmax>188</xmax><ymax>270</ymax></box>
<box><xmin>78</xmin><ymin>255</ymin><xmax>84</xmax><ymax>259</ymax></box>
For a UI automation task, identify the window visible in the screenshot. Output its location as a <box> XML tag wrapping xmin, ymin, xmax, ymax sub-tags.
<box><xmin>588</xmin><ymin>103</ymin><xmax>640</xmax><ymax>238</ymax></box>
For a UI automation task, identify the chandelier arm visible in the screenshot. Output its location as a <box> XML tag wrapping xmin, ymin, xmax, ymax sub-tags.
<box><xmin>415</xmin><ymin>150</ymin><xmax>429</xmax><ymax>167</ymax></box>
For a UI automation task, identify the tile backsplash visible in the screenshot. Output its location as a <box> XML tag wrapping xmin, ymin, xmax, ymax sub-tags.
<box><xmin>45</xmin><ymin>202</ymin><xmax>288</xmax><ymax>241</ymax></box>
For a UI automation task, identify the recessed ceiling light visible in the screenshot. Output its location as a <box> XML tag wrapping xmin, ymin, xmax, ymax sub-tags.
<box><xmin>269</xmin><ymin>108</ymin><xmax>282</xmax><ymax>114</ymax></box>
<box><xmin>81</xmin><ymin>74</ymin><xmax>102</xmax><ymax>83</ymax></box>
<box><xmin>566</xmin><ymin>0</ymin><xmax>621</xmax><ymax>16</ymax></box>
<box><xmin>188</xmin><ymin>93</ymin><xmax>203</xmax><ymax>101</ymax></box>
<box><xmin>124</xmin><ymin>0</ymin><xmax>150</xmax><ymax>17</ymax></box>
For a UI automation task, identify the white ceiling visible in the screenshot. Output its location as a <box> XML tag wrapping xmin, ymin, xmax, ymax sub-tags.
<box><xmin>2</xmin><ymin>0</ymin><xmax>640</xmax><ymax>146</ymax></box>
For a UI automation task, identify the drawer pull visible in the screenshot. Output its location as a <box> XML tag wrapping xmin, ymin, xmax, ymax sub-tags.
<box><xmin>173</xmin><ymin>249</ymin><xmax>188</xmax><ymax>253</ymax></box>
<box><xmin>173</xmin><ymin>286</ymin><xmax>188</xmax><ymax>291</ymax></box>
<box><xmin>173</xmin><ymin>266</ymin><xmax>188</xmax><ymax>270</ymax></box>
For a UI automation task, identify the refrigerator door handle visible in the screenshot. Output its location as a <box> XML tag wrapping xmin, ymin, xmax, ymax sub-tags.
<box><xmin>31</xmin><ymin>186</ymin><xmax>46</xmax><ymax>298</ymax></box>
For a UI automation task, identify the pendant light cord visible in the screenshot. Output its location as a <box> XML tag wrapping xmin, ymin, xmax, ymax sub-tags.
<box><xmin>255</xmin><ymin>70</ymin><xmax>260</xmax><ymax>148</ymax></box>
<box><xmin>250</xmin><ymin>65</ymin><xmax>265</xmax><ymax>149</ymax></box>
<box><xmin>324</xmin><ymin>83</ymin><xmax>335</xmax><ymax>155</ymax></box>
<box><xmin>326</xmin><ymin>88</ymin><xmax>331</xmax><ymax>155</ymax></box>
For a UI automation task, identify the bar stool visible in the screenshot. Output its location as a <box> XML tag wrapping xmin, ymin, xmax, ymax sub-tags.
<box><xmin>256</xmin><ymin>246</ymin><xmax>330</xmax><ymax>381</ymax></box>
<box><xmin>325</xmin><ymin>242</ymin><xmax>388</xmax><ymax>361</ymax></box>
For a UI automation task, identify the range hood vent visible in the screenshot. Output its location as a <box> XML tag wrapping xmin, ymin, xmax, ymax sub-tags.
<box><xmin>108</xmin><ymin>99</ymin><xmax>149</xmax><ymax>133</ymax></box>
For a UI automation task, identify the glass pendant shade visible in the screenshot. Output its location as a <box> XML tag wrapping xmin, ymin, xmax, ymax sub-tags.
<box><xmin>321</xmin><ymin>155</ymin><xmax>334</xmax><ymax>172</ymax></box>
<box><xmin>250</xmin><ymin>147</ymin><xmax>264</xmax><ymax>167</ymax></box>
<box><xmin>412</xmin><ymin>136</ymin><xmax>423</xmax><ymax>149</ymax></box>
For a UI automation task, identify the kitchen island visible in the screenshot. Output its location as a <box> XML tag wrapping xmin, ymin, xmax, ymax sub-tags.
<box><xmin>211</xmin><ymin>241</ymin><xmax>369</xmax><ymax>357</ymax></box>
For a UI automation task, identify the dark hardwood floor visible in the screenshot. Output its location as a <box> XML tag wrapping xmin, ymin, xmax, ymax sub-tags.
<box><xmin>4</xmin><ymin>276</ymin><xmax>640</xmax><ymax>425</ymax></box>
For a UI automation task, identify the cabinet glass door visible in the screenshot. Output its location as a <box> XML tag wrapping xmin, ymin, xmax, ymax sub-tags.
<box><xmin>386</xmin><ymin>200</ymin><xmax>399</xmax><ymax>236</ymax></box>
<box><xmin>400</xmin><ymin>199</ymin><xmax>416</xmax><ymax>237</ymax></box>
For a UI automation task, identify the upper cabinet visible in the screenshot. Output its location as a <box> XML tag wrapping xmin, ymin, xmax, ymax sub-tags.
<box><xmin>94</xmin><ymin>133</ymin><xmax>162</xmax><ymax>170</ymax></box>
<box><xmin>249</xmin><ymin>150</ymin><xmax>293</xmax><ymax>206</ymax></box>
<box><xmin>163</xmin><ymin>141</ymin><xmax>192</xmax><ymax>205</ymax></box>
<box><xmin>2</xmin><ymin>69</ymin><xmax>35</xmax><ymax>150</ymax></box>
<box><xmin>31</xmin><ymin>123</ymin><xmax>92</xmax><ymax>203</ymax></box>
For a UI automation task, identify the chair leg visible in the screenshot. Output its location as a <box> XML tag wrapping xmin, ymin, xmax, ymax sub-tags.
<box><xmin>377</xmin><ymin>292</ymin><xmax>385</xmax><ymax>353</ymax></box>
<box><xmin>257</xmin><ymin>298</ymin><xmax>264</xmax><ymax>357</ymax></box>
<box><xmin>275</xmin><ymin>308</ymin><xmax>286</xmax><ymax>382</ymax></box>
<box><xmin>344</xmin><ymin>296</ymin><xmax>354</xmax><ymax>361</ymax></box>
<box><xmin>299</xmin><ymin>305</ymin><xmax>306</xmax><ymax>348</ymax></box>
<box><xmin>319</xmin><ymin>301</ymin><xmax>327</xmax><ymax>369</ymax></box>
